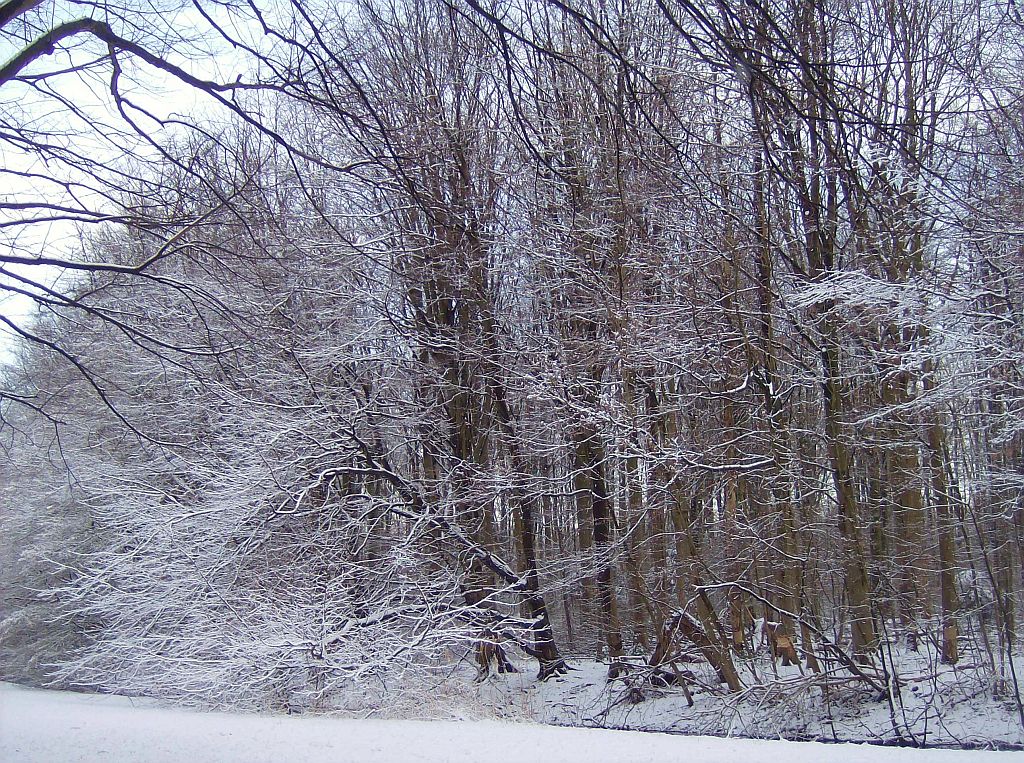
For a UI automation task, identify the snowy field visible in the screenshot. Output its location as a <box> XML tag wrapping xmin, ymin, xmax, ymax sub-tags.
<box><xmin>0</xmin><ymin>682</ymin><xmax>1018</xmax><ymax>763</ymax></box>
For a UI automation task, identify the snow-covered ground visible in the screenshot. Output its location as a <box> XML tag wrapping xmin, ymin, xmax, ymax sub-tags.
<box><xmin>0</xmin><ymin>682</ymin><xmax>1018</xmax><ymax>763</ymax></box>
<box><xmin>479</xmin><ymin>648</ymin><xmax>1024</xmax><ymax>749</ymax></box>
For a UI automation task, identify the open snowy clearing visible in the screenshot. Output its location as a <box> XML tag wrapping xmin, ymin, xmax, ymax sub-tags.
<box><xmin>0</xmin><ymin>683</ymin><xmax>1017</xmax><ymax>763</ymax></box>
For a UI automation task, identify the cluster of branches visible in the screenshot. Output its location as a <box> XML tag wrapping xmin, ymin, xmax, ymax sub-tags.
<box><xmin>1</xmin><ymin>0</ymin><xmax>1022</xmax><ymax>722</ymax></box>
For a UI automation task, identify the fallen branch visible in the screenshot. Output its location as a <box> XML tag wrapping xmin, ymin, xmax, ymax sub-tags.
<box><xmin>696</xmin><ymin>581</ymin><xmax>887</xmax><ymax>693</ymax></box>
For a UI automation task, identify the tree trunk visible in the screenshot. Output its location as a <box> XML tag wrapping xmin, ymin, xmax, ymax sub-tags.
<box><xmin>822</xmin><ymin>337</ymin><xmax>878</xmax><ymax>662</ymax></box>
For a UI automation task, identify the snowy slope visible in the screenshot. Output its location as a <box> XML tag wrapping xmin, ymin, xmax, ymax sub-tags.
<box><xmin>510</xmin><ymin>656</ymin><xmax>1024</xmax><ymax>748</ymax></box>
<box><xmin>0</xmin><ymin>682</ymin><xmax>1017</xmax><ymax>763</ymax></box>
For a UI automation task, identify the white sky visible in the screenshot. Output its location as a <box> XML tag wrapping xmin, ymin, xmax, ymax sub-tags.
<box><xmin>0</xmin><ymin>0</ymin><xmax>264</xmax><ymax>361</ymax></box>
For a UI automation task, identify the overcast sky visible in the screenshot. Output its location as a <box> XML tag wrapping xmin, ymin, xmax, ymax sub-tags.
<box><xmin>1</xmin><ymin>1</ymin><xmax>262</xmax><ymax>360</ymax></box>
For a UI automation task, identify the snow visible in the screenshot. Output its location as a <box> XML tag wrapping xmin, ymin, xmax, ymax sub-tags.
<box><xmin>0</xmin><ymin>682</ymin><xmax>1016</xmax><ymax>763</ymax></box>
<box><xmin>499</xmin><ymin>652</ymin><xmax>1024</xmax><ymax>749</ymax></box>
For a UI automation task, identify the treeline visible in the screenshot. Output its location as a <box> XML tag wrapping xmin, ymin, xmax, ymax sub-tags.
<box><xmin>0</xmin><ymin>0</ymin><xmax>1021</xmax><ymax>715</ymax></box>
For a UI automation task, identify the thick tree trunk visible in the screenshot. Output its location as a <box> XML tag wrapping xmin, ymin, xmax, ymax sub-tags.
<box><xmin>484</xmin><ymin>339</ymin><xmax>568</xmax><ymax>679</ymax></box>
<box><xmin>579</xmin><ymin>435</ymin><xmax>624</xmax><ymax>662</ymax></box>
<box><xmin>622</xmin><ymin>452</ymin><xmax>650</xmax><ymax>651</ymax></box>
<box><xmin>822</xmin><ymin>339</ymin><xmax>878</xmax><ymax>662</ymax></box>
<box><xmin>924</xmin><ymin>365</ymin><xmax>960</xmax><ymax>665</ymax></box>
<box><xmin>665</xmin><ymin>489</ymin><xmax>743</xmax><ymax>691</ymax></box>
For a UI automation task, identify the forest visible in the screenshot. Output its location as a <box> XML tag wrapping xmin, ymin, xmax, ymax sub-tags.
<box><xmin>1</xmin><ymin>0</ymin><xmax>1022</xmax><ymax>746</ymax></box>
